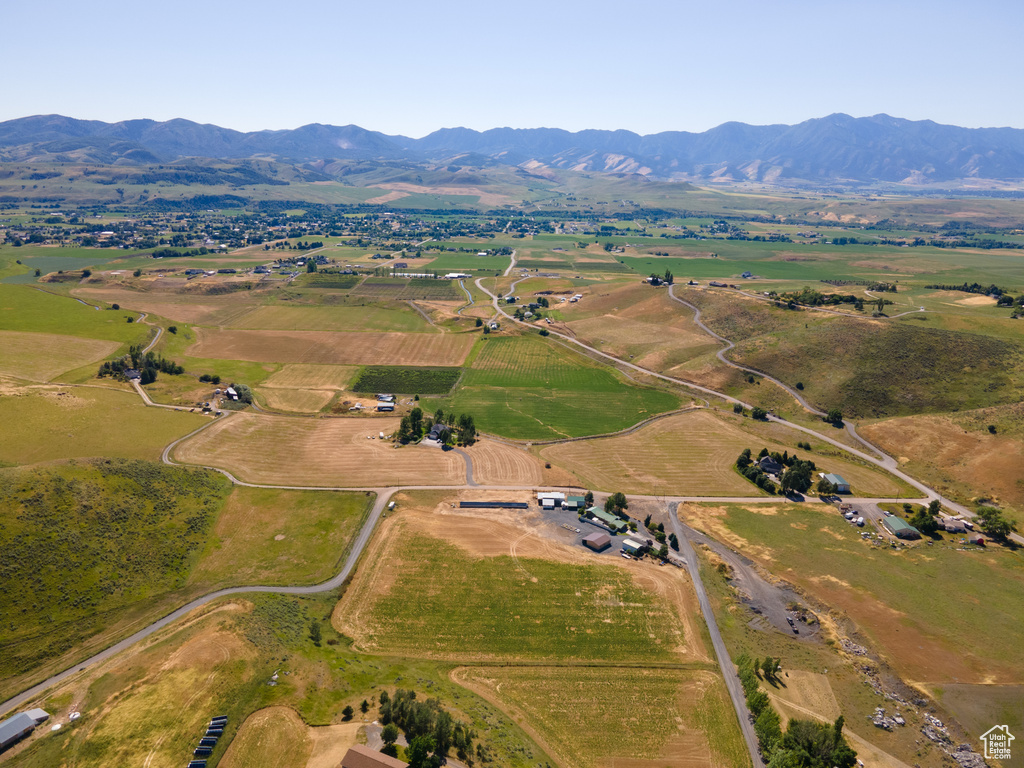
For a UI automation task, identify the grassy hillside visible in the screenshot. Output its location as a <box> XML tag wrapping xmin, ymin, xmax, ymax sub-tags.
<box><xmin>0</xmin><ymin>284</ymin><xmax>149</xmax><ymax>343</ymax></box>
<box><xmin>0</xmin><ymin>459</ymin><xmax>231</xmax><ymax>684</ymax></box>
<box><xmin>732</xmin><ymin>317</ymin><xmax>1023</xmax><ymax>418</ymax></box>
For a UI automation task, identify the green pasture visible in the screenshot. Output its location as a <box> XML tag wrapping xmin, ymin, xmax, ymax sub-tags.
<box><xmin>361</xmin><ymin>533</ymin><xmax>685</xmax><ymax>661</ymax></box>
<box><xmin>0</xmin><ymin>387</ymin><xmax>210</xmax><ymax>465</ymax></box>
<box><xmin>443</xmin><ymin>335</ymin><xmax>680</xmax><ymax>439</ymax></box>
<box><xmin>225</xmin><ymin>302</ymin><xmax>434</xmax><ymax>333</ymax></box>
<box><xmin>0</xmin><ymin>284</ymin><xmax>148</xmax><ymax>343</ymax></box>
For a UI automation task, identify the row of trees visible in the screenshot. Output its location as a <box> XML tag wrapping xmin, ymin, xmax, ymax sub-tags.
<box><xmin>737</xmin><ymin>654</ymin><xmax>857</xmax><ymax>768</ymax></box>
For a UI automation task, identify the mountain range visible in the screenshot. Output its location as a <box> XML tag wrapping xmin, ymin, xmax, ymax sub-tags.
<box><xmin>3</xmin><ymin>113</ymin><xmax>1024</xmax><ymax>185</ymax></box>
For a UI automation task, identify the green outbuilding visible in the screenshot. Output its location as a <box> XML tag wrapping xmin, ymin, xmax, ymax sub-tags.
<box><xmin>882</xmin><ymin>516</ymin><xmax>920</xmax><ymax>540</ymax></box>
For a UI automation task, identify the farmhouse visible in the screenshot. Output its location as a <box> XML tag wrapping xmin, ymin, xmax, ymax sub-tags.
<box><xmin>582</xmin><ymin>532</ymin><xmax>611</xmax><ymax>552</ymax></box>
<box><xmin>881</xmin><ymin>516</ymin><xmax>921</xmax><ymax>540</ymax></box>
<box><xmin>758</xmin><ymin>456</ymin><xmax>783</xmax><ymax>474</ymax></box>
<box><xmin>820</xmin><ymin>473</ymin><xmax>850</xmax><ymax>494</ymax></box>
<box><xmin>225</xmin><ymin>387</ymin><xmax>238</xmax><ymax>401</ymax></box>
<box><xmin>940</xmin><ymin>517</ymin><xmax>967</xmax><ymax>533</ymax></box>
<box><xmin>537</xmin><ymin>491</ymin><xmax>566</xmax><ymax>509</ymax></box>
<box><xmin>428</xmin><ymin>423</ymin><xmax>450</xmax><ymax>441</ymax></box>
<box><xmin>709</xmin><ymin>281</ymin><xmax>727</xmax><ymax>287</ymax></box>
<box><xmin>0</xmin><ymin>709</ymin><xmax>49</xmax><ymax>751</ymax></box>
<box><xmin>339</xmin><ymin>744</ymin><xmax>408</xmax><ymax>768</ymax></box>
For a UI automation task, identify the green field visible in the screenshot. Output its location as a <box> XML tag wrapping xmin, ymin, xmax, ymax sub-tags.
<box><xmin>350</xmin><ymin>365</ymin><xmax>461</xmax><ymax>394</ymax></box>
<box><xmin>0</xmin><ymin>460</ymin><xmax>231</xmax><ymax>687</ymax></box>
<box><xmin>293</xmin><ymin>272</ymin><xmax>361</xmax><ymax>289</ymax></box>
<box><xmin>0</xmin><ymin>387</ymin><xmax>210</xmax><ymax>465</ymax></box>
<box><xmin>0</xmin><ymin>284</ymin><xmax>149</xmax><ymax>343</ymax></box>
<box><xmin>187</xmin><ymin>487</ymin><xmax>373</xmax><ymax>589</ymax></box>
<box><xmin>444</xmin><ymin>335</ymin><xmax>680</xmax><ymax>439</ymax></box>
<box><xmin>354</xmin><ymin>532</ymin><xmax>685</xmax><ymax>661</ymax></box>
<box><xmin>226</xmin><ymin>303</ymin><xmax>433</xmax><ymax>333</ymax></box>
<box><xmin>351</xmin><ymin>277</ymin><xmax>461</xmax><ymax>300</ymax></box>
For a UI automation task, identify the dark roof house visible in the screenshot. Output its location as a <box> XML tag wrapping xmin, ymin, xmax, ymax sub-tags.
<box><xmin>582</xmin><ymin>532</ymin><xmax>611</xmax><ymax>551</ymax></box>
<box><xmin>758</xmin><ymin>456</ymin><xmax>783</xmax><ymax>474</ymax></box>
<box><xmin>339</xmin><ymin>744</ymin><xmax>409</xmax><ymax>768</ymax></box>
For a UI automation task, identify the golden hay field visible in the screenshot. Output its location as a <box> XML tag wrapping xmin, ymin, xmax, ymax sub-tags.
<box><xmin>73</xmin><ymin>286</ymin><xmax>258</xmax><ymax>325</ymax></box>
<box><xmin>260</xmin><ymin>388</ymin><xmax>336</xmax><ymax>412</ymax></box>
<box><xmin>261</xmin><ymin>364</ymin><xmax>359</xmax><ymax>390</ymax></box>
<box><xmin>0</xmin><ymin>331</ymin><xmax>120</xmax><ymax>381</ymax></box>
<box><xmin>453</xmin><ymin>666</ymin><xmax>747</xmax><ymax>768</ymax></box>
<box><xmin>189</xmin><ymin>329</ymin><xmax>475</xmax><ymax>366</ymax></box>
<box><xmin>173</xmin><ymin>413</ymin><xmax>466</xmax><ymax>486</ymax></box>
<box><xmin>465</xmin><ymin>439</ymin><xmax>544</xmax><ymax>485</ymax></box>
<box><xmin>540</xmin><ymin>409</ymin><xmax>901</xmax><ymax>496</ymax></box>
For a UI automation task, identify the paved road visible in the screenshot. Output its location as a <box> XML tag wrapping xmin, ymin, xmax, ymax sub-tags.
<box><xmin>455</xmin><ymin>279</ymin><xmax>474</xmax><ymax>315</ymax></box>
<box><xmin>669</xmin><ymin>508</ymin><xmax>765</xmax><ymax>768</ymax></box>
<box><xmin>473</xmin><ymin>275</ymin><xmax>1006</xmax><ymax>537</ymax></box>
<box><xmin>0</xmin><ymin>486</ymin><xmax>396</xmax><ymax>717</ymax></box>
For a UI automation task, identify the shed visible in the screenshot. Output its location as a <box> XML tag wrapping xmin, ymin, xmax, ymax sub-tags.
<box><xmin>0</xmin><ymin>710</ymin><xmax>48</xmax><ymax>750</ymax></box>
<box><xmin>582</xmin><ymin>532</ymin><xmax>611</xmax><ymax>552</ymax></box>
<box><xmin>563</xmin><ymin>495</ymin><xmax>586</xmax><ymax>511</ymax></box>
<box><xmin>621</xmin><ymin>538</ymin><xmax>644</xmax><ymax>554</ymax></box>
<box><xmin>339</xmin><ymin>744</ymin><xmax>410</xmax><ymax>768</ymax></box>
<box><xmin>537</xmin><ymin>492</ymin><xmax>566</xmax><ymax>507</ymax></box>
<box><xmin>376</xmin><ymin>403</ymin><xmax>395</xmax><ymax>412</ymax></box>
<box><xmin>881</xmin><ymin>516</ymin><xmax>921</xmax><ymax>540</ymax></box>
<box><xmin>225</xmin><ymin>387</ymin><xmax>238</xmax><ymax>401</ymax></box>
<box><xmin>822</xmin><ymin>473</ymin><xmax>850</xmax><ymax>494</ymax></box>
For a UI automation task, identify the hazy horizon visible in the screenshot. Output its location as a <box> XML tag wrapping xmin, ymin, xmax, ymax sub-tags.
<box><xmin>5</xmin><ymin>0</ymin><xmax>1022</xmax><ymax>136</ymax></box>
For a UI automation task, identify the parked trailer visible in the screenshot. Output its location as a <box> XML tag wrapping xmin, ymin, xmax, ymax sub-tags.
<box><xmin>856</xmin><ymin>517</ymin><xmax>865</xmax><ymax>526</ymax></box>
<box><xmin>199</xmin><ymin>738</ymin><xmax>218</xmax><ymax>747</ymax></box>
<box><xmin>209</xmin><ymin>717</ymin><xmax>228</xmax><ymax>725</ymax></box>
<box><xmin>205</xmin><ymin>729</ymin><xmax>223</xmax><ymax>737</ymax></box>
<box><xmin>188</xmin><ymin>762</ymin><xmax>207</xmax><ymax>768</ymax></box>
<box><xmin>194</xmin><ymin>748</ymin><xmax>213</xmax><ymax>757</ymax></box>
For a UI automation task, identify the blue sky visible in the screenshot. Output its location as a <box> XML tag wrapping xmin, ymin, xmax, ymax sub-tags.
<box><xmin>6</xmin><ymin>0</ymin><xmax>1022</xmax><ymax>136</ymax></box>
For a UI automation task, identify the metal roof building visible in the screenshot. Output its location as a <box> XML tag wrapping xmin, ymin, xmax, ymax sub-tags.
<box><xmin>822</xmin><ymin>473</ymin><xmax>851</xmax><ymax>493</ymax></box>
<box><xmin>0</xmin><ymin>709</ymin><xmax>48</xmax><ymax>751</ymax></box>
<box><xmin>882</xmin><ymin>516</ymin><xmax>921</xmax><ymax>539</ymax></box>
<box><xmin>582</xmin><ymin>532</ymin><xmax>611</xmax><ymax>552</ymax></box>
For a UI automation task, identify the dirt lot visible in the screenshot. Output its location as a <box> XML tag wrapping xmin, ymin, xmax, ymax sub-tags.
<box><xmin>172</xmin><ymin>412</ymin><xmax>466</xmax><ymax>486</ymax></box>
<box><xmin>189</xmin><ymin>328</ymin><xmax>476</xmax><ymax>366</ymax></box>
<box><xmin>219</xmin><ymin>706</ymin><xmax>312</xmax><ymax>768</ymax></box>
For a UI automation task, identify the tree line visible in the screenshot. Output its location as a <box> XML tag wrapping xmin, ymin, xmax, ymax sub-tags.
<box><xmin>736</xmin><ymin>654</ymin><xmax>857</xmax><ymax>768</ymax></box>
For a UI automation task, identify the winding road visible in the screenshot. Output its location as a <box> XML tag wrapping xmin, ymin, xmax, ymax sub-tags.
<box><xmin>3</xmin><ymin>269</ymin><xmax>1012</xmax><ymax>764</ymax></box>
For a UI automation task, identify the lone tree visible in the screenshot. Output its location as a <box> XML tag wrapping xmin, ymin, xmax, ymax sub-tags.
<box><xmin>825</xmin><ymin>408</ymin><xmax>843</xmax><ymax>426</ymax></box>
<box><xmin>342</xmin><ymin>705</ymin><xmax>354</xmax><ymax>721</ymax></box>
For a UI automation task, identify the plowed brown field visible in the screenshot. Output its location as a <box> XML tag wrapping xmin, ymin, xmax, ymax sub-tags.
<box><xmin>189</xmin><ymin>329</ymin><xmax>475</xmax><ymax>366</ymax></box>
